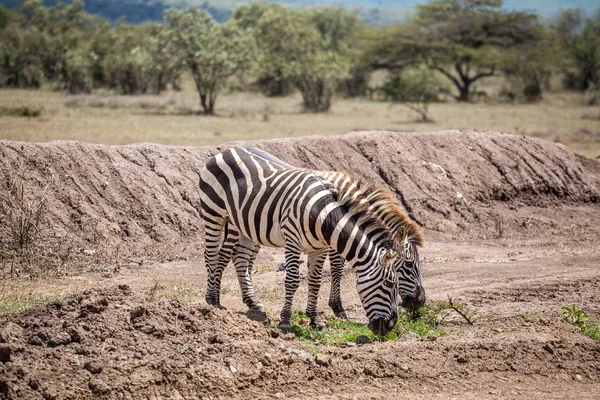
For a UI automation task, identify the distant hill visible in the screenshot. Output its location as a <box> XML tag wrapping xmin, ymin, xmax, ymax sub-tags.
<box><xmin>1</xmin><ymin>0</ymin><xmax>597</xmax><ymax>25</ymax></box>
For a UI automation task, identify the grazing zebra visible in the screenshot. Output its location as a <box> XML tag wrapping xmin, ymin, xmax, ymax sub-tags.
<box><xmin>218</xmin><ymin>170</ymin><xmax>425</xmax><ymax>324</ymax></box>
<box><xmin>199</xmin><ymin>147</ymin><xmax>423</xmax><ymax>335</ymax></box>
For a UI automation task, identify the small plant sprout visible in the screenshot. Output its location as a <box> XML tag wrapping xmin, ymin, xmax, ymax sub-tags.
<box><xmin>562</xmin><ymin>305</ymin><xmax>600</xmax><ymax>341</ymax></box>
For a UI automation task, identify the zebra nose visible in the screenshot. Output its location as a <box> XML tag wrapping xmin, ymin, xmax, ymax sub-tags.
<box><xmin>401</xmin><ymin>286</ymin><xmax>426</xmax><ymax>311</ymax></box>
<box><xmin>368</xmin><ymin>317</ymin><xmax>395</xmax><ymax>336</ymax></box>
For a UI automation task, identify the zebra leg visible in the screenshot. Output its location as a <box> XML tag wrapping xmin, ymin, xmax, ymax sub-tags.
<box><xmin>328</xmin><ymin>250</ymin><xmax>348</xmax><ymax>320</ymax></box>
<box><xmin>233</xmin><ymin>235</ymin><xmax>264</xmax><ymax>311</ymax></box>
<box><xmin>277</xmin><ymin>243</ymin><xmax>302</xmax><ymax>333</ymax></box>
<box><xmin>306</xmin><ymin>249</ymin><xmax>328</xmax><ymax>329</ymax></box>
<box><xmin>202</xmin><ymin>213</ymin><xmax>227</xmax><ymax>308</ymax></box>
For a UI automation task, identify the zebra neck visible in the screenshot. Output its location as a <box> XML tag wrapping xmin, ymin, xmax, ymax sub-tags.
<box><xmin>322</xmin><ymin>212</ymin><xmax>386</xmax><ymax>266</ymax></box>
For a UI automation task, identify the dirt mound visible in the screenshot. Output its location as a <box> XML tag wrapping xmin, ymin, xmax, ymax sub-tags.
<box><xmin>1</xmin><ymin>130</ymin><xmax>599</xmax><ymax>254</ymax></box>
<box><xmin>0</xmin><ymin>284</ymin><xmax>599</xmax><ymax>399</ymax></box>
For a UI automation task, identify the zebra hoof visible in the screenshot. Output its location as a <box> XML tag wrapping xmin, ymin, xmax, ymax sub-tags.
<box><xmin>250</xmin><ymin>304</ymin><xmax>265</xmax><ymax>313</ymax></box>
<box><xmin>277</xmin><ymin>322</ymin><xmax>292</xmax><ymax>334</ymax></box>
<box><xmin>336</xmin><ymin>311</ymin><xmax>349</xmax><ymax>320</ymax></box>
<box><xmin>310</xmin><ymin>321</ymin><xmax>325</xmax><ymax>331</ymax></box>
<box><xmin>247</xmin><ymin>308</ymin><xmax>269</xmax><ymax>323</ymax></box>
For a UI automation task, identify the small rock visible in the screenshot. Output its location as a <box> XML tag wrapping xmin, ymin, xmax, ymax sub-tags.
<box><xmin>47</xmin><ymin>332</ymin><xmax>71</xmax><ymax>347</ymax></box>
<box><xmin>88</xmin><ymin>379</ymin><xmax>109</xmax><ymax>395</ymax></box>
<box><xmin>341</xmin><ymin>342</ymin><xmax>356</xmax><ymax>348</ymax></box>
<box><xmin>274</xmin><ymin>393</ymin><xmax>285</xmax><ymax>399</ymax></box>
<box><xmin>255</xmin><ymin>361</ymin><xmax>263</xmax><ymax>370</ymax></box>
<box><xmin>0</xmin><ymin>345</ymin><xmax>11</xmax><ymax>362</ymax></box>
<box><xmin>130</xmin><ymin>306</ymin><xmax>148</xmax><ymax>320</ymax></box>
<box><xmin>575</xmin><ymin>374</ymin><xmax>583</xmax><ymax>382</ymax></box>
<box><xmin>282</xmin><ymin>355</ymin><xmax>295</xmax><ymax>365</ymax></box>
<box><xmin>269</xmin><ymin>329</ymin><xmax>280</xmax><ymax>339</ymax></box>
<box><xmin>28</xmin><ymin>377</ymin><xmax>40</xmax><ymax>391</ymax></box>
<box><xmin>399</xmin><ymin>332</ymin><xmax>419</xmax><ymax>341</ymax></box>
<box><xmin>68</xmin><ymin>328</ymin><xmax>84</xmax><ymax>343</ymax></box>
<box><xmin>282</xmin><ymin>333</ymin><xmax>295</xmax><ymax>341</ymax></box>
<box><xmin>229</xmin><ymin>364</ymin><xmax>237</xmax><ymax>374</ymax></box>
<box><xmin>400</xmin><ymin>365</ymin><xmax>409</xmax><ymax>372</ymax></box>
<box><xmin>41</xmin><ymin>388</ymin><xmax>58</xmax><ymax>400</ymax></box>
<box><xmin>84</xmin><ymin>360</ymin><xmax>103</xmax><ymax>374</ymax></box>
<box><xmin>543</xmin><ymin>343</ymin><xmax>554</xmax><ymax>355</ymax></box>
<box><xmin>363</xmin><ymin>366</ymin><xmax>376</xmax><ymax>376</ymax></box>
<box><xmin>494</xmin><ymin>328</ymin><xmax>503</xmax><ymax>333</ymax></box>
<box><xmin>456</xmin><ymin>355</ymin><xmax>468</xmax><ymax>364</ymax></box>
<box><xmin>286</xmin><ymin>347</ymin><xmax>313</xmax><ymax>362</ymax></box>
<box><xmin>262</xmin><ymin>353</ymin><xmax>273</xmax><ymax>366</ymax></box>
<box><xmin>0</xmin><ymin>323</ymin><xmax>23</xmax><ymax>343</ymax></box>
<box><xmin>356</xmin><ymin>335</ymin><xmax>370</xmax><ymax>345</ymax></box>
<box><xmin>315</xmin><ymin>354</ymin><xmax>331</xmax><ymax>367</ymax></box>
<box><xmin>208</xmin><ymin>334</ymin><xmax>225</xmax><ymax>344</ymax></box>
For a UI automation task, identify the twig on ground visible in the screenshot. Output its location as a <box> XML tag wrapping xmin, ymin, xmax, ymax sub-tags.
<box><xmin>447</xmin><ymin>295</ymin><xmax>475</xmax><ymax>325</ymax></box>
<box><xmin>421</xmin><ymin>159</ymin><xmax>448</xmax><ymax>178</ymax></box>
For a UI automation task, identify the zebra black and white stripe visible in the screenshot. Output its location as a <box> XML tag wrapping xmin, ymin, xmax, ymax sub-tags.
<box><xmin>218</xmin><ymin>170</ymin><xmax>425</xmax><ymax>323</ymax></box>
<box><xmin>199</xmin><ymin>146</ymin><xmax>423</xmax><ymax>335</ymax></box>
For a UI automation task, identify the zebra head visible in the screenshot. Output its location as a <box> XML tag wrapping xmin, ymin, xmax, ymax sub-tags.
<box><xmin>394</xmin><ymin>236</ymin><xmax>425</xmax><ymax>311</ymax></box>
<box><xmin>357</xmin><ymin>244</ymin><xmax>400</xmax><ymax>336</ymax></box>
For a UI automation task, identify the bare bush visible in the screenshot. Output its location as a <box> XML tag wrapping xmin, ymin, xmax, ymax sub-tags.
<box><xmin>0</xmin><ymin>165</ymin><xmax>52</xmax><ymax>277</ymax></box>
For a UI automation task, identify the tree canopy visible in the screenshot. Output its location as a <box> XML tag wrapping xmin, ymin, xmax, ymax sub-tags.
<box><xmin>164</xmin><ymin>7</ymin><xmax>256</xmax><ymax>114</ymax></box>
<box><xmin>368</xmin><ymin>0</ymin><xmax>541</xmax><ymax>101</ymax></box>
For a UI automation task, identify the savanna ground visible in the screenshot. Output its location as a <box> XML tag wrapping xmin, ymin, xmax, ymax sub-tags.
<box><xmin>0</xmin><ymin>80</ymin><xmax>600</xmax><ymax>399</ymax></box>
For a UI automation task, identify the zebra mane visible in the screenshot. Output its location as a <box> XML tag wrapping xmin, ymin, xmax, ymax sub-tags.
<box><xmin>317</xmin><ymin>171</ymin><xmax>424</xmax><ymax>247</ymax></box>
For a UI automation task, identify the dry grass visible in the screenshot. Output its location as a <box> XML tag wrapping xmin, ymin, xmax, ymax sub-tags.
<box><xmin>0</xmin><ymin>78</ymin><xmax>599</xmax><ymax>158</ymax></box>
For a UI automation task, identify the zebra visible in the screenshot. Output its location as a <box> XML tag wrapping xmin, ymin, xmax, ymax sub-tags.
<box><xmin>217</xmin><ymin>173</ymin><xmax>425</xmax><ymax>323</ymax></box>
<box><xmin>199</xmin><ymin>146</ymin><xmax>424</xmax><ymax>335</ymax></box>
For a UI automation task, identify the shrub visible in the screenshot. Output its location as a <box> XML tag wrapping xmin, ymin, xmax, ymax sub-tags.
<box><xmin>0</xmin><ymin>106</ymin><xmax>42</xmax><ymax>117</ymax></box>
<box><xmin>584</xmin><ymin>83</ymin><xmax>598</xmax><ymax>106</ymax></box>
<box><xmin>379</xmin><ymin>67</ymin><xmax>447</xmax><ymax>121</ymax></box>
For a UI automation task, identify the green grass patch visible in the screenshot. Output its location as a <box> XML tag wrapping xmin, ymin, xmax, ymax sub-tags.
<box><xmin>290</xmin><ymin>307</ymin><xmax>446</xmax><ymax>345</ymax></box>
<box><xmin>0</xmin><ymin>106</ymin><xmax>42</xmax><ymax>117</ymax></box>
<box><xmin>0</xmin><ymin>295</ymin><xmax>54</xmax><ymax>313</ymax></box>
<box><xmin>562</xmin><ymin>305</ymin><xmax>600</xmax><ymax>341</ymax></box>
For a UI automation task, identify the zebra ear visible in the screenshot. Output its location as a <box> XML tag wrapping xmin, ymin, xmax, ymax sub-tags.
<box><xmin>382</xmin><ymin>248</ymin><xmax>397</xmax><ymax>265</ymax></box>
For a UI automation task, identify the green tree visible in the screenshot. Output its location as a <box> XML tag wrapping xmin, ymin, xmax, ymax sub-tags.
<box><xmin>369</xmin><ymin>0</ymin><xmax>540</xmax><ymax>101</ymax></box>
<box><xmin>553</xmin><ymin>8</ymin><xmax>600</xmax><ymax>91</ymax></box>
<box><xmin>500</xmin><ymin>25</ymin><xmax>557</xmax><ymax>102</ymax></box>
<box><xmin>0</xmin><ymin>26</ymin><xmax>44</xmax><ymax>88</ymax></box>
<box><xmin>100</xmin><ymin>23</ymin><xmax>153</xmax><ymax>94</ymax></box>
<box><xmin>233</xmin><ymin>2</ymin><xmax>293</xmax><ymax>97</ymax></box>
<box><xmin>11</xmin><ymin>0</ymin><xmax>101</xmax><ymax>91</ymax></box>
<box><xmin>309</xmin><ymin>7</ymin><xmax>370</xmax><ymax>98</ymax></box>
<box><xmin>254</xmin><ymin>6</ymin><xmax>351</xmax><ymax>112</ymax></box>
<box><xmin>231</xmin><ymin>1</ymin><xmax>270</xmax><ymax>30</ymax></box>
<box><xmin>165</xmin><ymin>8</ymin><xmax>256</xmax><ymax>114</ymax></box>
<box><xmin>0</xmin><ymin>4</ymin><xmax>10</xmax><ymax>29</ymax></box>
<box><xmin>144</xmin><ymin>24</ymin><xmax>184</xmax><ymax>94</ymax></box>
<box><xmin>100</xmin><ymin>23</ymin><xmax>182</xmax><ymax>95</ymax></box>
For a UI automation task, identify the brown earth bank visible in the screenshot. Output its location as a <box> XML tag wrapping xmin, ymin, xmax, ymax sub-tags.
<box><xmin>1</xmin><ymin>130</ymin><xmax>599</xmax><ymax>251</ymax></box>
<box><xmin>1</xmin><ymin>131</ymin><xmax>600</xmax><ymax>399</ymax></box>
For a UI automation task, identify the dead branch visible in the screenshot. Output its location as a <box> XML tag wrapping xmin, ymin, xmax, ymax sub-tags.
<box><xmin>447</xmin><ymin>295</ymin><xmax>475</xmax><ymax>325</ymax></box>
